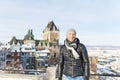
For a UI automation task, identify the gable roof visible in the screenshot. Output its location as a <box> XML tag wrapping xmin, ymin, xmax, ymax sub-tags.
<box><xmin>43</xmin><ymin>21</ymin><xmax>59</xmax><ymax>32</ymax></box>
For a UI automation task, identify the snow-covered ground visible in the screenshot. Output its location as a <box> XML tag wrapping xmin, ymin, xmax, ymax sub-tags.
<box><xmin>46</xmin><ymin>66</ymin><xmax>57</xmax><ymax>80</ymax></box>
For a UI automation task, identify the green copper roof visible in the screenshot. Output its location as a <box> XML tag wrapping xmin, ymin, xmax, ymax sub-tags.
<box><xmin>24</xmin><ymin>29</ymin><xmax>34</xmax><ymax>40</ymax></box>
<box><xmin>9</xmin><ymin>36</ymin><xmax>17</xmax><ymax>45</ymax></box>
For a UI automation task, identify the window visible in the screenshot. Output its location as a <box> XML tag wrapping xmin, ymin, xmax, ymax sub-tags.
<box><xmin>22</xmin><ymin>53</ymin><xmax>24</xmax><ymax>56</ymax></box>
<box><xmin>45</xmin><ymin>43</ymin><xmax>47</xmax><ymax>46</ymax></box>
<box><xmin>49</xmin><ymin>43</ymin><xmax>52</xmax><ymax>47</ymax></box>
<box><xmin>41</xmin><ymin>42</ymin><xmax>43</xmax><ymax>46</ymax></box>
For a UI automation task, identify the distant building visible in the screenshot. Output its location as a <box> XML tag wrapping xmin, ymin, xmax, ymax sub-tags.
<box><xmin>11</xmin><ymin>50</ymin><xmax>20</xmax><ymax>69</ymax></box>
<box><xmin>9</xmin><ymin>21</ymin><xmax>60</xmax><ymax>53</ymax></box>
<box><xmin>10</xmin><ymin>29</ymin><xmax>35</xmax><ymax>47</ymax></box>
<box><xmin>7</xmin><ymin>21</ymin><xmax>60</xmax><ymax>69</ymax></box>
<box><xmin>23</xmin><ymin>29</ymin><xmax>35</xmax><ymax>47</ymax></box>
<box><xmin>42</xmin><ymin>21</ymin><xmax>59</xmax><ymax>43</ymax></box>
<box><xmin>37</xmin><ymin>21</ymin><xmax>60</xmax><ymax>54</ymax></box>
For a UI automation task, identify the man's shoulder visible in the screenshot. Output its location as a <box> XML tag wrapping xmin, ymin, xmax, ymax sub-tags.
<box><xmin>60</xmin><ymin>45</ymin><xmax>66</xmax><ymax>50</ymax></box>
<box><xmin>60</xmin><ymin>45</ymin><xmax>65</xmax><ymax>48</ymax></box>
<box><xmin>78</xmin><ymin>43</ymin><xmax>86</xmax><ymax>49</ymax></box>
<box><xmin>78</xmin><ymin>43</ymin><xmax>85</xmax><ymax>46</ymax></box>
<box><xmin>59</xmin><ymin>45</ymin><xmax>66</xmax><ymax>53</ymax></box>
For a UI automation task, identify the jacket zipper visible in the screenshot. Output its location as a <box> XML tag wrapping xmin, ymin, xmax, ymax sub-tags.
<box><xmin>72</xmin><ymin>60</ymin><xmax>74</xmax><ymax>77</ymax></box>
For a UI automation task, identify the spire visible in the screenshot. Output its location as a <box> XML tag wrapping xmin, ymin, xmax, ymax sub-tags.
<box><xmin>43</xmin><ymin>21</ymin><xmax>59</xmax><ymax>32</ymax></box>
<box><xmin>24</xmin><ymin>29</ymin><xmax>34</xmax><ymax>40</ymax></box>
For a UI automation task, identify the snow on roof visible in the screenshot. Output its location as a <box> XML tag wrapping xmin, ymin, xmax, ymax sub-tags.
<box><xmin>97</xmin><ymin>64</ymin><xmax>106</xmax><ymax>68</ymax></box>
<box><xmin>36</xmin><ymin>50</ymin><xmax>50</xmax><ymax>53</ymax></box>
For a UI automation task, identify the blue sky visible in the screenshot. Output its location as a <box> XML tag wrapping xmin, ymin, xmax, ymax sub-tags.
<box><xmin>0</xmin><ymin>0</ymin><xmax>120</xmax><ymax>46</ymax></box>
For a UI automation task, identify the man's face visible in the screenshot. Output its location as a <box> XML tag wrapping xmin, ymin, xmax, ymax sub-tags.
<box><xmin>67</xmin><ymin>31</ymin><xmax>76</xmax><ymax>42</ymax></box>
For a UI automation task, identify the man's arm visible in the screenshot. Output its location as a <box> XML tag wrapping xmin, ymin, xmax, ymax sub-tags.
<box><xmin>55</xmin><ymin>46</ymin><xmax>64</xmax><ymax>80</ymax></box>
<box><xmin>81</xmin><ymin>43</ymin><xmax>90</xmax><ymax>79</ymax></box>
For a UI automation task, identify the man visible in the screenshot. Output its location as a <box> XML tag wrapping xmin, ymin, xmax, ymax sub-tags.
<box><xmin>56</xmin><ymin>28</ymin><xmax>90</xmax><ymax>80</ymax></box>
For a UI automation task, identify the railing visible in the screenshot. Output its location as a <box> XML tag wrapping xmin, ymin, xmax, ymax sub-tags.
<box><xmin>1</xmin><ymin>69</ymin><xmax>120</xmax><ymax>76</ymax></box>
<box><xmin>0</xmin><ymin>69</ymin><xmax>120</xmax><ymax>80</ymax></box>
<box><xmin>90</xmin><ymin>73</ymin><xmax>120</xmax><ymax>80</ymax></box>
<box><xmin>91</xmin><ymin>73</ymin><xmax>120</xmax><ymax>77</ymax></box>
<box><xmin>0</xmin><ymin>68</ymin><xmax>46</xmax><ymax>73</ymax></box>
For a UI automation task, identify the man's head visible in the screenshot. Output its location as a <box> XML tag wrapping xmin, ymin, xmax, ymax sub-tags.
<box><xmin>66</xmin><ymin>28</ymin><xmax>76</xmax><ymax>42</ymax></box>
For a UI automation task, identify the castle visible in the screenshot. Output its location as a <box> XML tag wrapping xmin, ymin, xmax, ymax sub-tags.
<box><xmin>10</xmin><ymin>21</ymin><xmax>59</xmax><ymax>54</ymax></box>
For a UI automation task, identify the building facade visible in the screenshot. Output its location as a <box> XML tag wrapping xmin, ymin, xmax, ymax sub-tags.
<box><xmin>37</xmin><ymin>21</ymin><xmax>60</xmax><ymax>54</ymax></box>
<box><xmin>6</xmin><ymin>21</ymin><xmax>60</xmax><ymax>69</ymax></box>
<box><xmin>42</xmin><ymin>21</ymin><xmax>59</xmax><ymax>43</ymax></box>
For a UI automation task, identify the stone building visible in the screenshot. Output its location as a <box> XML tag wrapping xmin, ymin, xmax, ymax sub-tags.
<box><xmin>37</xmin><ymin>21</ymin><xmax>59</xmax><ymax>54</ymax></box>
<box><xmin>10</xmin><ymin>29</ymin><xmax>35</xmax><ymax>47</ymax></box>
<box><xmin>9</xmin><ymin>21</ymin><xmax>59</xmax><ymax>53</ymax></box>
<box><xmin>8</xmin><ymin>21</ymin><xmax>60</xmax><ymax>68</ymax></box>
<box><xmin>42</xmin><ymin>21</ymin><xmax>59</xmax><ymax>43</ymax></box>
<box><xmin>23</xmin><ymin>29</ymin><xmax>35</xmax><ymax>47</ymax></box>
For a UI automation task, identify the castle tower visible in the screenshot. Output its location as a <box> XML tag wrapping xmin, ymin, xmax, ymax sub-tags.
<box><xmin>23</xmin><ymin>29</ymin><xmax>35</xmax><ymax>47</ymax></box>
<box><xmin>42</xmin><ymin>21</ymin><xmax>59</xmax><ymax>44</ymax></box>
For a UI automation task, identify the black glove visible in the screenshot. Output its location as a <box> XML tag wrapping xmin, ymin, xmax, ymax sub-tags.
<box><xmin>58</xmin><ymin>78</ymin><xmax>62</xmax><ymax>80</ymax></box>
<box><xmin>84</xmin><ymin>76</ymin><xmax>89</xmax><ymax>80</ymax></box>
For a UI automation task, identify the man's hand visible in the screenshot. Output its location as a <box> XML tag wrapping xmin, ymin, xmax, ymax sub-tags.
<box><xmin>58</xmin><ymin>78</ymin><xmax>62</xmax><ymax>80</ymax></box>
<box><xmin>85</xmin><ymin>76</ymin><xmax>89</xmax><ymax>80</ymax></box>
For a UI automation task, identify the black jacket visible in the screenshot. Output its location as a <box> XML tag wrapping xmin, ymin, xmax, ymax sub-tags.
<box><xmin>56</xmin><ymin>42</ymin><xmax>90</xmax><ymax>79</ymax></box>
